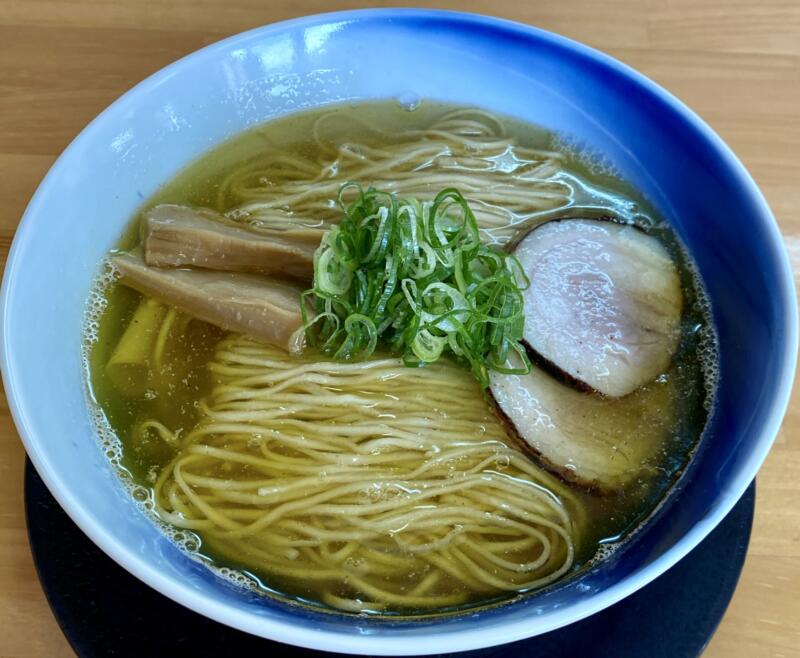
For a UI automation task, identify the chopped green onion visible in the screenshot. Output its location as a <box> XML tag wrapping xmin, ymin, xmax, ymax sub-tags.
<box><xmin>301</xmin><ymin>185</ymin><xmax>531</xmax><ymax>387</ymax></box>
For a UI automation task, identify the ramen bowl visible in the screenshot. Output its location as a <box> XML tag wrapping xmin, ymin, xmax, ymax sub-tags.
<box><xmin>1</xmin><ymin>9</ymin><xmax>796</xmax><ymax>655</ymax></box>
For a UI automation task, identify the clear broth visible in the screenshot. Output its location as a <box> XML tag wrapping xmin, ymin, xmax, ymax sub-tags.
<box><xmin>87</xmin><ymin>101</ymin><xmax>715</xmax><ymax>615</ymax></box>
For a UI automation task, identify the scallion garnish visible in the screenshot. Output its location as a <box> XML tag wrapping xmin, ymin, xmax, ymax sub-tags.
<box><xmin>301</xmin><ymin>184</ymin><xmax>531</xmax><ymax>387</ymax></box>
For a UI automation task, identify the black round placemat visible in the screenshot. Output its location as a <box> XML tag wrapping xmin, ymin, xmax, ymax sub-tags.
<box><xmin>24</xmin><ymin>459</ymin><xmax>754</xmax><ymax>658</ymax></box>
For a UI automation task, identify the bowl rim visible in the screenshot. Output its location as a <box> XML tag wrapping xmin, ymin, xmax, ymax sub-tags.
<box><xmin>2</xmin><ymin>8</ymin><xmax>797</xmax><ymax>655</ymax></box>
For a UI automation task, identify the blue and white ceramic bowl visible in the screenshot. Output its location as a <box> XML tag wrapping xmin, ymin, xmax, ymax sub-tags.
<box><xmin>1</xmin><ymin>10</ymin><xmax>796</xmax><ymax>655</ymax></box>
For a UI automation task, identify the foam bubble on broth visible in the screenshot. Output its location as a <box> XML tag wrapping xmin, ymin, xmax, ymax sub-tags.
<box><xmin>83</xmin><ymin>262</ymin><xmax>122</xmax><ymax>467</ymax></box>
<box><xmin>82</xmin><ymin>264</ymin><xmax>263</xmax><ymax>592</ymax></box>
<box><xmin>551</xmin><ymin>131</ymin><xmax>621</xmax><ymax>180</ymax></box>
<box><xmin>82</xmin><ymin>261</ymin><xmax>116</xmax><ymax>345</ymax></box>
<box><xmin>693</xmin><ymin>288</ymin><xmax>721</xmax><ymax>414</ymax></box>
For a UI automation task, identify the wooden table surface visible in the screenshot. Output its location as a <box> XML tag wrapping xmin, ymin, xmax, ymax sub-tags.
<box><xmin>1</xmin><ymin>1</ymin><xmax>798</xmax><ymax>656</ymax></box>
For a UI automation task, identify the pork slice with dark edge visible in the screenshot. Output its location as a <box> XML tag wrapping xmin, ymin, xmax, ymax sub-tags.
<box><xmin>514</xmin><ymin>218</ymin><xmax>683</xmax><ymax>397</ymax></box>
<box><xmin>489</xmin><ymin>364</ymin><xmax>675</xmax><ymax>491</ymax></box>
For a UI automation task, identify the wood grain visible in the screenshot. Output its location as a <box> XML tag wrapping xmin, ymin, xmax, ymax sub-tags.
<box><xmin>0</xmin><ymin>1</ymin><xmax>798</xmax><ymax>656</ymax></box>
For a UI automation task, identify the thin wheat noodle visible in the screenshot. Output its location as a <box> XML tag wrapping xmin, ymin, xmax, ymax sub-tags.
<box><xmin>217</xmin><ymin>108</ymin><xmax>574</xmax><ymax>246</ymax></box>
<box><xmin>154</xmin><ymin>336</ymin><xmax>580</xmax><ymax>612</ymax></box>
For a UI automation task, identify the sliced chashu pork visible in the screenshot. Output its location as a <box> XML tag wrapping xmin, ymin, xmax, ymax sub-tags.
<box><xmin>112</xmin><ymin>250</ymin><xmax>306</xmax><ymax>351</ymax></box>
<box><xmin>489</xmin><ymin>365</ymin><xmax>675</xmax><ymax>491</ymax></box>
<box><xmin>515</xmin><ymin>219</ymin><xmax>683</xmax><ymax>397</ymax></box>
<box><xmin>142</xmin><ymin>204</ymin><xmax>316</xmax><ymax>280</ymax></box>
